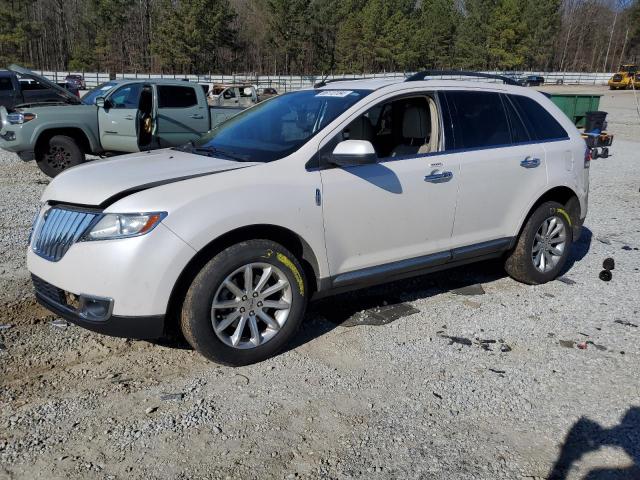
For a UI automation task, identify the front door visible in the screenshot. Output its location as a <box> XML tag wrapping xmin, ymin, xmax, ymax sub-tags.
<box><xmin>319</xmin><ymin>93</ymin><xmax>459</xmax><ymax>281</ymax></box>
<box><xmin>98</xmin><ymin>82</ymin><xmax>142</xmax><ymax>152</ymax></box>
<box><xmin>155</xmin><ymin>84</ymin><xmax>209</xmax><ymax>147</ymax></box>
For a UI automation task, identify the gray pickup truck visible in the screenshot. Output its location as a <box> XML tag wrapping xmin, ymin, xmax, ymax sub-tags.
<box><xmin>0</xmin><ymin>65</ymin><xmax>244</xmax><ymax>176</ymax></box>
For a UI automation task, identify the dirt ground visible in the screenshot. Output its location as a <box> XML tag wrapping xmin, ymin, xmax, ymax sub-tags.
<box><xmin>1</xmin><ymin>86</ymin><xmax>639</xmax><ymax>480</ymax></box>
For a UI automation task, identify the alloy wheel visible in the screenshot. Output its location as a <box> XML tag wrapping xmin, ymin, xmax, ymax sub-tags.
<box><xmin>211</xmin><ymin>263</ymin><xmax>292</xmax><ymax>349</ymax></box>
<box><xmin>531</xmin><ymin>215</ymin><xmax>567</xmax><ymax>273</ymax></box>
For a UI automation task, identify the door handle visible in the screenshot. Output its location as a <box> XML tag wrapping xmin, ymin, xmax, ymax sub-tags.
<box><xmin>189</xmin><ymin>114</ymin><xmax>204</xmax><ymax>119</ymax></box>
<box><xmin>124</xmin><ymin>115</ymin><xmax>134</xmax><ymax>120</ymax></box>
<box><xmin>520</xmin><ymin>157</ymin><xmax>541</xmax><ymax>168</ymax></box>
<box><xmin>424</xmin><ymin>171</ymin><xmax>453</xmax><ymax>183</ymax></box>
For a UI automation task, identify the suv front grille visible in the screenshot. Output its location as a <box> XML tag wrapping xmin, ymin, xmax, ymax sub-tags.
<box><xmin>32</xmin><ymin>275</ymin><xmax>67</xmax><ymax>305</ymax></box>
<box><xmin>32</xmin><ymin>207</ymin><xmax>98</xmax><ymax>262</ymax></box>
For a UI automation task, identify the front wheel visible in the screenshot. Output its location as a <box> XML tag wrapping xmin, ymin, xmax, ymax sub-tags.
<box><xmin>505</xmin><ymin>201</ymin><xmax>573</xmax><ymax>285</ymax></box>
<box><xmin>36</xmin><ymin>135</ymin><xmax>85</xmax><ymax>177</ymax></box>
<box><xmin>181</xmin><ymin>240</ymin><xmax>308</xmax><ymax>366</ymax></box>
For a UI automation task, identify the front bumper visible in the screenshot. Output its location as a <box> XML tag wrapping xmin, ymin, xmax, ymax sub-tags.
<box><xmin>33</xmin><ymin>275</ymin><xmax>164</xmax><ymax>339</ymax></box>
<box><xmin>27</xmin><ymin>222</ymin><xmax>196</xmax><ymax>318</ymax></box>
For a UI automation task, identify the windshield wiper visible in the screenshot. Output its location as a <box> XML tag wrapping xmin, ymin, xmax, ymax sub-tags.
<box><xmin>185</xmin><ymin>145</ymin><xmax>248</xmax><ymax>162</ymax></box>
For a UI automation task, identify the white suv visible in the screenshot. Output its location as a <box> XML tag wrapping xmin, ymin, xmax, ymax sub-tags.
<box><xmin>27</xmin><ymin>73</ymin><xmax>589</xmax><ymax>366</ymax></box>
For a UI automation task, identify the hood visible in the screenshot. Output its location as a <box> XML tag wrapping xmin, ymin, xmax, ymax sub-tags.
<box><xmin>9</xmin><ymin>64</ymin><xmax>81</xmax><ymax>105</ymax></box>
<box><xmin>43</xmin><ymin>149</ymin><xmax>260</xmax><ymax>207</ymax></box>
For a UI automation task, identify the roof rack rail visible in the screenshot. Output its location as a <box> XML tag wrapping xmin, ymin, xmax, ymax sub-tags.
<box><xmin>405</xmin><ymin>70</ymin><xmax>521</xmax><ymax>86</ymax></box>
<box><xmin>314</xmin><ymin>77</ymin><xmax>375</xmax><ymax>88</ymax></box>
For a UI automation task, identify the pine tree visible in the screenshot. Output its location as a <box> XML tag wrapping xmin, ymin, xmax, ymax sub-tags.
<box><xmin>521</xmin><ymin>0</ymin><xmax>561</xmax><ymax>69</ymax></box>
<box><xmin>487</xmin><ymin>0</ymin><xmax>526</xmax><ymax>70</ymax></box>
<box><xmin>414</xmin><ymin>0</ymin><xmax>459</xmax><ymax>69</ymax></box>
<box><xmin>455</xmin><ymin>0</ymin><xmax>496</xmax><ymax>70</ymax></box>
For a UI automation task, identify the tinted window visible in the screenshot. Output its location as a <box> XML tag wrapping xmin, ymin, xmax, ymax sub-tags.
<box><xmin>445</xmin><ymin>91</ymin><xmax>510</xmax><ymax>149</ymax></box>
<box><xmin>109</xmin><ymin>83</ymin><xmax>142</xmax><ymax>109</ymax></box>
<box><xmin>20</xmin><ymin>80</ymin><xmax>46</xmax><ymax>91</ymax></box>
<box><xmin>0</xmin><ymin>77</ymin><xmax>12</xmax><ymax>91</ymax></box>
<box><xmin>502</xmin><ymin>95</ymin><xmax>531</xmax><ymax>143</ymax></box>
<box><xmin>191</xmin><ymin>89</ymin><xmax>370</xmax><ymax>163</ymax></box>
<box><xmin>509</xmin><ymin>94</ymin><xmax>568</xmax><ymax>141</ymax></box>
<box><xmin>158</xmin><ymin>85</ymin><xmax>197</xmax><ymax>108</ymax></box>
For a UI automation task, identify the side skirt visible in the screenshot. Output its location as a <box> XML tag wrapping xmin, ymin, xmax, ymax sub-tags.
<box><xmin>313</xmin><ymin>237</ymin><xmax>513</xmax><ymax>299</ymax></box>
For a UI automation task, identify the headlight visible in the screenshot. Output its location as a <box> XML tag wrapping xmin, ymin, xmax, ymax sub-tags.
<box><xmin>82</xmin><ymin>212</ymin><xmax>167</xmax><ymax>241</ymax></box>
<box><xmin>7</xmin><ymin>112</ymin><xmax>37</xmax><ymax>125</ymax></box>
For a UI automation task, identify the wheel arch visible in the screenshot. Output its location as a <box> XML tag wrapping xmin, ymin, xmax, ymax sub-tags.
<box><xmin>164</xmin><ymin>224</ymin><xmax>321</xmax><ymax>335</ymax></box>
<box><xmin>516</xmin><ymin>186</ymin><xmax>581</xmax><ymax>242</ymax></box>
<box><xmin>34</xmin><ymin>127</ymin><xmax>93</xmax><ymax>158</ymax></box>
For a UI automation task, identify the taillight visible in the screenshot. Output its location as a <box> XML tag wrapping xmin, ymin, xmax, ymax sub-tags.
<box><xmin>584</xmin><ymin>147</ymin><xmax>591</xmax><ymax>168</ymax></box>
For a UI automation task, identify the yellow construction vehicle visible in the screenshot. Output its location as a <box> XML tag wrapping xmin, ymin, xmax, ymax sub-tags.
<box><xmin>608</xmin><ymin>64</ymin><xmax>639</xmax><ymax>89</ymax></box>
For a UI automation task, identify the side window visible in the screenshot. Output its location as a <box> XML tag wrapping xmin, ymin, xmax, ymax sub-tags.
<box><xmin>509</xmin><ymin>94</ymin><xmax>568</xmax><ymax>141</ymax></box>
<box><xmin>502</xmin><ymin>94</ymin><xmax>531</xmax><ymax>144</ymax></box>
<box><xmin>341</xmin><ymin>95</ymin><xmax>437</xmax><ymax>160</ymax></box>
<box><xmin>445</xmin><ymin>91</ymin><xmax>511</xmax><ymax>149</ymax></box>
<box><xmin>222</xmin><ymin>88</ymin><xmax>236</xmax><ymax>100</ymax></box>
<box><xmin>0</xmin><ymin>77</ymin><xmax>12</xmax><ymax>90</ymax></box>
<box><xmin>158</xmin><ymin>85</ymin><xmax>198</xmax><ymax>108</ymax></box>
<box><xmin>109</xmin><ymin>83</ymin><xmax>142</xmax><ymax>109</ymax></box>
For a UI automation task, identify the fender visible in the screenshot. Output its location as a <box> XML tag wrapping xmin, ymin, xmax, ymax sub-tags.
<box><xmin>31</xmin><ymin>122</ymin><xmax>101</xmax><ymax>154</ymax></box>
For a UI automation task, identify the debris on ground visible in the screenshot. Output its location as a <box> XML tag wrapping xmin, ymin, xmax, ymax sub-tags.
<box><xmin>596</xmin><ymin>237</ymin><xmax>612</xmax><ymax>245</ymax></box>
<box><xmin>577</xmin><ymin>342</ymin><xmax>588</xmax><ymax>350</ymax></box>
<box><xmin>160</xmin><ymin>392</ymin><xmax>185</xmax><ymax>401</ymax></box>
<box><xmin>586</xmin><ymin>341</ymin><xmax>607</xmax><ymax>351</ymax></box>
<box><xmin>0</xmin><ymin>323</ymin><xmax>13</xmax><ymax>330</ymax></box>
<box><xmin>51</xmin><ymin>319</ymin><xmax>69</xmax><ymax>329</ymax></box>
<box><xmin>559</xmin><ymin>340</ymin><xmax>575</xmax><ymax>348</ymax></box>
<box><xmin>614</xmin><ymin>319</ymin><xmax>638</xmax><ymax>328</ymax></box>
<box><xmin>603</xmin><ymin>258</ymin><xmax>615</xmax><ymax>270</ymax></box>
<box><xmin>599</xmin><ymin>270</ymin><xmax>612</xmax><ymax>281</ymax></box>
<box><xmin>145</xmin><ymin>406</ymin><xmax>158</xmax><ymax>415</ymax></box>
<box><xmin>557</xmin><ymin>276</ymin><xmax>576</xmax><ymax>285</ymax></box>
<box><xmin>451</xmin><ymin>284</ymin><xmax>486</xmax><ymax>296</ymax></box>
<box><xmin>440</xmin><ymin>335</ymin><xmax>473</xmax><ymax>346</ymax></box>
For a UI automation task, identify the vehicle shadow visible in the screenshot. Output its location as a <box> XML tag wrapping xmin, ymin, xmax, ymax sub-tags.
<box><xmin>547</xmin><ymin>407</ymin><xmax>640</xmax><ymax>480</ymax></box>
<box><xmin>562</xmin><ymin>226</ymin><xmax>593</xmax><ymax>273</ymax></box>
<box><xmin>285</xmin><ymin>257</ymin><xmax>507</xmax><ymax>352</ymax></box>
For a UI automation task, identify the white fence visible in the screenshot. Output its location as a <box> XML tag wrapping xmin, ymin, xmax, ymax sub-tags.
<box><xmin>36</xmin><ymin>70</ymin><xmax>614</xmax><ymax>90</ymax></box>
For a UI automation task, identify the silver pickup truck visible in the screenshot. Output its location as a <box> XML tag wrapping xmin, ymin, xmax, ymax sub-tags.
<box><xmin>0</xmin><ymin>66</ymin><xmax>244</xmax><ymax>176</ymax></box>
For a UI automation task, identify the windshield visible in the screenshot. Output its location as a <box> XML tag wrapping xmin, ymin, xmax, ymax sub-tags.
<box><xmin>189</xmin><ymin>89</ymin><xmax>370</xmax><ymax>163</ymax></box>
<box><xmin>81</xmin><ymin>82</ymin><xmax>118</xmax><ymax>105</ymax></box>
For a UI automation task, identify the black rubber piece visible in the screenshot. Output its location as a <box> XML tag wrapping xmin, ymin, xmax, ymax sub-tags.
<box><xmin>599</xmin><ymin>270</ymin><xmax>612</xmax><ymax>282</ymax></box>
<box><xmin>603</xmin><ymin>257</ymin><xmax>615</xmax><ymax>271</ymax></box>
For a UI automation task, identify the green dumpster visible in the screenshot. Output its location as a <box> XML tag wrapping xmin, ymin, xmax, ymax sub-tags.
<box><xmin>548</xmin><ymin>93</ymin><xmax>602</xmax><ymax>128</ymax></box>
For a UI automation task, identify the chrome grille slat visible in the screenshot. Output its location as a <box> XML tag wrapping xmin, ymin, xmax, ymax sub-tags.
<box><xmin>32</xmin><ymin>207</ymin><xmax>99</xmax><ymax>262</ymax></box>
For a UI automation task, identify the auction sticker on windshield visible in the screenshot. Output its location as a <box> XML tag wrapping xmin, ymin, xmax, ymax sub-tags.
<box><xmin>315</xmin><ymin>90</ymin><xmax>354</xmax><ymax>97</ymax></box>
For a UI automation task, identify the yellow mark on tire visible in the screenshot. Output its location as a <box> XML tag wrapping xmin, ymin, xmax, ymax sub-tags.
<box><xmin>276</xmin><ymin>253</ymin><xmax>305</xmax><ymax>296</ymax></box>
<box><xmin>555</xmin><ymin>208</ymin><xmax>572</xmax><ymax>226</ymax></box>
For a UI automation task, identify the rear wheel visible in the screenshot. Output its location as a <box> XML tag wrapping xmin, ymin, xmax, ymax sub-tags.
<box><xmin>505</xmin><ymin>201</ymin><xmax>573</xmax><ymax>285</ymax></box>
<box><xmin>180</xmin><ymin>239</ymin><xmax>308</xmax><ymax>366</ymax></box>
<box><xmin>36</xmin><ymin>135</ymin><xmax>85</xmax><ymax>177</ymax></box>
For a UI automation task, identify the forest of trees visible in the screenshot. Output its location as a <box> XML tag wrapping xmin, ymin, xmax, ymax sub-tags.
<box><xmin>0</xmin><ymin>0</ymin><xmax>639</xmax><ymax>75</ymax></box>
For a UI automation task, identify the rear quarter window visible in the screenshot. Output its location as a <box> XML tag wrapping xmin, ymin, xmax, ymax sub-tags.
<box><xmin>509</xmin><ymin>94</ymin><xmax>568</xmax><ymax>141</ymax></box>
<box><xmin>158</xmin><ymin>85</ymin><xmax>198</xmax><ymax>108</ymax></box>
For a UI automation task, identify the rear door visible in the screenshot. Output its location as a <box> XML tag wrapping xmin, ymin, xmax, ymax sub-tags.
<box><xmin>156</xmin><ymin>84</ymin><xmax>209</xmax><ymax>147</ymax></box>
<box><xmin>443</xmin><ymin>90</ymin><xmax>548</xmax><ymax>249</ymax></box>
<box><xmin>98</xmin><ymin>82</ymin><xmax>143</xmax><ymax>152</ymax></box>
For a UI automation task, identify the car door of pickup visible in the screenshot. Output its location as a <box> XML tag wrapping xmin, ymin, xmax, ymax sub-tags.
<box><xmin>98</xmin><ymin>83</ymin><xmax>142</xmax><ymax>152</ymax></box>
<box><xmin>155</xmin><ymin>84</ymin><xmax>209</xmax><ymax>147</ymax></box>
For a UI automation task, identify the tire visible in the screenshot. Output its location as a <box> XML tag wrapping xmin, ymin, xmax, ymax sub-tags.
<box><xmin>504</xmin><ymin>201</ymin><xmax>573</xmax><ymax>285</ymax></box>
<box><xmin>181</xmin><ymin>239</ymin><xmax>308</xmax><ymax>366</ymax></box>
<box><xmin>36</xmin><ymin>135</ymin><xmax>85</xmax><ymax>177</ymax></box>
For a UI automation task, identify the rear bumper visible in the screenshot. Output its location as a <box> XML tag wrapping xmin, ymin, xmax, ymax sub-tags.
<box><xmin>34</xmin><ymin>276</ymin><xmax>165</xmax><ymax>339</ymax></box>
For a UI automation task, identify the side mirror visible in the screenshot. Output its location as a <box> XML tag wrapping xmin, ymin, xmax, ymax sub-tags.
<box><xmin>330</xmin><ymin>140</ymin><xmax>377</xmax><ymax>167</ymax></box>
<box><xmin>95</xmin><ymin>97</ymin><xmax>113</xmax><ymax>109</ymax></box>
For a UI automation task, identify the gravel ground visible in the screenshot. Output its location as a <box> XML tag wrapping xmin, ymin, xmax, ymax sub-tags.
<box><xmin>1</xmin><ymin>87</ymin><xmax>639</xmax><ymax>480</ymax></box>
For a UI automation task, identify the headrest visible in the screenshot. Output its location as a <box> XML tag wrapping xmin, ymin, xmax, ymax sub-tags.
<box><xmin>347</xmin><ymin>115</ymin><xmax>374</xmax><ymax>141</ymax></box>
<box><xmin>402</xmin><ymin>105</ymin><xmax>429</xmax><ymax>139</ymax></box>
